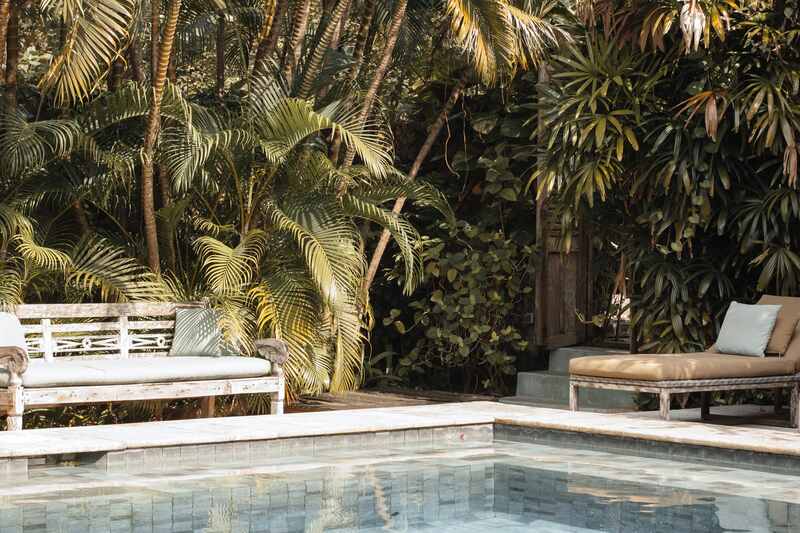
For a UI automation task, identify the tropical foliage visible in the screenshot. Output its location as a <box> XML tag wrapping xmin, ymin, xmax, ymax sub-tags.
<box><xmin>533</xmin><ymin>0</ymin><xmax>800</xmax><ymax>352</ymax></box>
<box><xmin>3</xmin><ymin>0</ymin><xmax>565</xmax><ymax>411</ymax></box>
<box><xmin>371</xmin><ymin>74</ymin><xmax>540</xmax><ymax>394</ymax></box>
<box><xmin>8</xmin><ymin>0</ymin><xmax>795</xmax><ymax>410</ymax></box>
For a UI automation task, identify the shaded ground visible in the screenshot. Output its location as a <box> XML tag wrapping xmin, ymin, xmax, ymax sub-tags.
<box><xmin>292</xmin><ymin>389</ymin><xmax>796</xmax><ymax>432</ymax></box>
<box><xmin>289</xmin><ymin>388</ymin><xmax>496</xmax><ymax>413</ymax></box>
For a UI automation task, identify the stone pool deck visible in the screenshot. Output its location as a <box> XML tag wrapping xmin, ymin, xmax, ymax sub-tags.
<box><xmin>0</xmin><ymin>401</ymin><xmax>797</xmax><ymax>463</ymax></box>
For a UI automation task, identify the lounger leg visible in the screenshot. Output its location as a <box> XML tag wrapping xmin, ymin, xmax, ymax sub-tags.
<box><xmin>569</xmin><ymin>382</ymin><xmax>579</xmax><ymax>412</ymax></box>
<box><xmin>700</xmin><ymin>392</ymin><xmax>711</xmax><ymax>421</ymax></box>
<box><xmin>200</xmin><ymin>396</ymin><xmax>215</xmax><ymax>418</ymax></box>
<box><xmin>791</xmin><ymin>383</ymin><xmax>799</xmax><ymax>431</ymax></box>
<box><xmin>659</xmin><ymin>390</ymin><xmax>671</xmax><ymax>421</ymax></box>
<box><xmin>6</xmin><ymin>385</ymin><xmax>23</xmax><ymax>431</ymax></box>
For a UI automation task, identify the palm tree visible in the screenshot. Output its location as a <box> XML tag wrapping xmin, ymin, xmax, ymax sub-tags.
<box><xmin>251</xmin><ymin>0</ymin><xmax>279</xmax><ymax>78</ymax></box>
<box><xmin>338</xmin><ymin>0</ymin><xmax>407</xmax><ymax>168</ymax></box>
<box><xmin>283</xmin><ymin>0</ymin><xmax>312</xmax><ymax>87</ymax></box>
<box><xmin>153</xmin><ymin>76</ymin><xmax>450</xmax><ymax>392</ymax></box>
<box><xmin>141</xmin><ymin>0</ymin><xmax>183</xmax><ymax>272</ymax></box>
<box><xmin>296</xmin><ymin>0</ymin><xmax>350</xmax><ymax>99</ymax></box>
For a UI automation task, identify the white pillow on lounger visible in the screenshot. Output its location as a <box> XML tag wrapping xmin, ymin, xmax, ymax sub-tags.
<box><xmin>715</xmin><ymin>301</ymin><xmax>781</xmax><ymax>357</ymax></box>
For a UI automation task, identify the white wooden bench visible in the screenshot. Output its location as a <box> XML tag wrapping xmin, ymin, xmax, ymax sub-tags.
<box><xmin>0</xmin><ymin>303</ymin><xmax>287</xmax><ymax>431</ymax></box>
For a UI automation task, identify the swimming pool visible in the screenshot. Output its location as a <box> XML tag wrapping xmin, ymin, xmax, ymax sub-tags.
<box><xmin>1</xmin><ymin>432</ymin><xmax>798</xmax><ymax>532</ymax></box>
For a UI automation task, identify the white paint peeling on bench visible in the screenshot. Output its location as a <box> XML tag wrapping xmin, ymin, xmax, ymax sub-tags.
<box><xmin>0</xmin><ymin>302</ymin><xmax>288</xmax><ymax>431</ymax></box>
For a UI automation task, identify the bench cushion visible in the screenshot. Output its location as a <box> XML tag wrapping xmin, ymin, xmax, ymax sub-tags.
<box><xmin>569</xmin><ymin>352</ymin><xmax>796</xmax><ymax>381</ymax></box>
<box><xmin>0</xmin><ymin>356</ymin><xmax>272</xmax><ymax>388</ymax></box>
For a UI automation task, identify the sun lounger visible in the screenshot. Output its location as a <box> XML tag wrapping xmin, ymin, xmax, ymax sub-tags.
<box><xmin>569</xmin><ymin>296</ymin><xmax>800</xmax><ymax>429</ymax></box>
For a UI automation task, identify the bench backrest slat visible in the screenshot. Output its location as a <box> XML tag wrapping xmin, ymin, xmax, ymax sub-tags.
<box><xmin>14</xmin><ymin>302</ymin><xmax>202</xmax><ymax>362</ymax></box>
<box><xmin>14</xmin><ymin>302</ymin><xmax>190</xmax><ymax>319</ymax></box>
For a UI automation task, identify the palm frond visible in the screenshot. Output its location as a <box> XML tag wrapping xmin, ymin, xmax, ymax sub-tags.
<box><xmin>39</xmin><ymin>0</ymin><xmax>137</xmax><ymax>106</ymax></box>
<box><xmin>69</xmin><ymin>237</ymin><xmax>171</xmax><ymax>301</ymax></box>
<box><xmin>252</xmin><ymin>95</ymin><xmax>393</xmax><ymax>178</ymax></box>
<box><xmin>342</xmin><ymin>195</ymin><xmax>422</xmax><ymax>294</ymax></box>
<box><xmin>0</xmin><ymin>112</ymin><xmax>83</xmax><ymax>178</ymax></box>
<box><xmin>445</xmin><ymin>0</ymin><xmax>515</xmax><ymax>84</ymax></box>
<box><xmin>15</xmin><ymin>227</ymin><xmax>72</xmax><ymax>271</ymax></box>
<box><xmin>194</xmin><ymin>230</ymin><xmax>267</xmax><ymax>293</ymax></box>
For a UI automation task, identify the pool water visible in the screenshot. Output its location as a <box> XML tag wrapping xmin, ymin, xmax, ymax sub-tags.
<box><xmin>1</xmin><ymin>439</ymin><xmax>798</xmax><ymax>532</ymax></box>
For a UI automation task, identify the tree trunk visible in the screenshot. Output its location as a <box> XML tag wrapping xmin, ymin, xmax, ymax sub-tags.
<box><xmin>297</xmin><ymin>0</ymin><xmax>349</xmax><ymax>99</ymax></box>
<box><xmin>283</xmin><ymin>0</ymin><xmax>311</xmax><ymax>88</ymax></box>
<box><xmin>216</xmin><ymin>12</ymin><xmax>225</xmax><ymax>98</ymax></box>
<box><xmin>341</xmin><ymin>0</ymin><xmax>406</xmax><ymax>166</ymax></box>
<box><xmin>167</xmin><ymin>53</ymin><xmax>177</xmax><ymax>83</ymax></box>
<box><xmin>141</xmin><ymin>0</ymin><xmax>182</xmax><ymax>273</ymax></box>
<box><xmin>151</xmin><ymin>0</ymin><xmax>160</xmax><ymax>82</ymax></box>
<box><xmin>108</xmin><ymin>58</ymin><xmax>124</xmax><ymax>91</ymax></box>
<box><xmin>0</xmin><ymin>0</ymin><xmax>10</xmax><ymax>82</ymax></box>
<box><xmin>251</xmin><ymin>0</ymin><xmax>278</xmax><ymax>78</ymax></box>
<box><xmin>128</xmin><ymin>34</ymin><xmax>146</xmax><ymax>84</ymax></box>
<box><xmin>328</xmin><ymin>0</ymin><xmax>383</xmax><ymax>163</ymax></box>
<box><xmin>3</xmin><ymin>1</ymin><xmax>17</xmax><ymax>111</ymax></box>
<box><xmin>158</xmin><ymin>165</ymin><xmax>177</xmax><ymax>272</ymax></box>
<box><xmin>362</xmin><ymin>70</ymin><xmax>470</xmax><ymax>294</ymax></box>
<box><xmin>329</xmin><ymin>0</ymin><xmax>350</xmax><ymax>51</ymax></box>
<box><xmin>346</xmin><ymin>0</ymin><xmax>375</xmax><ymax>82</ymax></box>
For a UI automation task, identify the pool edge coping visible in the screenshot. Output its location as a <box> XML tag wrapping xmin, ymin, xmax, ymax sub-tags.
<box><xmin>0</xmin><ymin>401</ymin><xmax>797</xmax><ymax>460</ymax></box>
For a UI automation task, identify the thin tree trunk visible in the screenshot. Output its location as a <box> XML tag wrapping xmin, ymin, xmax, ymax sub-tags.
<box><xmin>3</xmin><ymin>1</ymin><xmax>17</xmax><ymax>111</ymax></box>
<box><xmin>362</xmin><ymin>14</ymin><xmax>378</xmax><ymax>69</ymax></box>
<box><xmin>158</xmin><ymin>166</ymin><xmax>177</xmax><ymax>272</ymax></box>
<box><xmin>128</xmin><ymin>35</ymin><xmax>146</xmax><ymax>84</ymax></box>
<box><xmin>251</xmin><ymin>0</ymin><xmax>278</xmax><ymax>78</ymax></box>
<box><xmin>216</xmin><ymin>12</ymin><xmax>225</xmax><ymax>98</ymax></box>
<box><xmin>151</xmin><ymin>0</ymin><xmax>160</xmax><ymax>82</ymax></box>
<box><xmin>108</xmin><ymin>58</ymin><xmax>124</xmax><ymax>91</ymax></box>
<box><xmin>329</xmin><ymin>0</ymin><xmax>350</xmax><ymax>50</ymax></box>
<box><xmin>341</xmin><ymin>0</ymin><xmax>406</xmax><ymax>167</ymax></box>
<box><xmin>362</xmin><ymin>70</ymin><xmax>470</xmax><ymax>294</ymax></box>
<box><xmin>262</xmin><ymin>0</ymin><xmax>286</xmax><ymax>72</ymax></box>
<box><xmin>328</xmin><ymin>0</ymin><xmax>378</xmax><ymax>163</ymax></box>
<box><xmin>167</xmin><ymin>53</ymin><xmax>177</xmax><ymax>83</ymax></box>
<box><xmin>0</xmin><ymin>0</ymin><xmax>10</xmax><ymax>82</ymax></box>
<box><xmin>297</xmin><ymin>0</ymin><xmax>349</xmax><ymax>99</ymax></box>
<box><xmin>346</xmin><ymin>0</ymin><xmax>375</xmax><ymax>82</ymax></box>
<box><xmin>283</xmin><ymin>0</ymin><xmax>311</xmax><ymax>88</ymax></box>
<box><xmin>141</xmin><ymin>0</ymin><xmax>182</xmax><ymax>273</ymax></box>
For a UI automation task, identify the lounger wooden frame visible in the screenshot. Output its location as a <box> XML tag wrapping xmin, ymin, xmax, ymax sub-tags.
<box><xmin>570</xmin><ymin>374</ymin><xmax>800</xmax><ymax>431</ymax></box>
<box><xmin>0</xmin><ymin>303</ymin><xmax>288</xmax><ymax>431</ymax></box>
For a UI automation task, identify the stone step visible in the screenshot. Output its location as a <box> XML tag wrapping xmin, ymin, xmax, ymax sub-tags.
<box><xmin>548</xmin><ymin>345</ymin><xmax>628</xmax><ymax>374</ymax></box>
<box><xmin>509</xmin><ymin>370</ymin><xmax>638</xmax><ymax>410</ymax></box>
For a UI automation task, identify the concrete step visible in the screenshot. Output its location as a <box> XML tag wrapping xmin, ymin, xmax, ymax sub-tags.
<box><xmin>509</xmin><ymin>370</ymin><xmax>638</xmax><ymax>410</ymax></box>
<box><xmin>548</xmin><ymin>345</ymin><xmax>628</xmax><ymax>374</ymax></box>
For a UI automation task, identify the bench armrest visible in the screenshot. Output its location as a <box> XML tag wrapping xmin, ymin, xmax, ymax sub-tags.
<box><xmin>254</xmin><ymin>339</ymin><xmax>289</xmax><ymax>368</ymax></box>
<box><xmin>0</xmin><ymin>346</ymin><xmax>29</xmax><ymax>386</ymax></box>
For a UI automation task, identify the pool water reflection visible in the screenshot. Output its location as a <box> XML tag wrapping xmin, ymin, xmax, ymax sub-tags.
<box><xmin>0</xmin><ymin>439</ymin><xmax>797</xmax><ymax>532</ymax></box>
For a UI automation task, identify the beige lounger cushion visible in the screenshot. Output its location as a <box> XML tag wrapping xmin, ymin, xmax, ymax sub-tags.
<box><xmin>758</xmin><ymin>295</ymin><xmax>800</xmax><ymax>355</ymax></box>
<box><xmin>0</xmin><ymin>356</ymin><xmax>271</xmax><ymax>388</ymax></box>
<box><xmin>569</xmin><ymin>352</ymin><xmax>795</xmax><ymax>381</ymax></box>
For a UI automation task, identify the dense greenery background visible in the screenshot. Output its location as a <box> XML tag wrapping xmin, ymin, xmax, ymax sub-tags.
<box><xmin>1</xmin><ymin>0</ymin><xmax>798</xmax><ymax>426</ymax></box>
